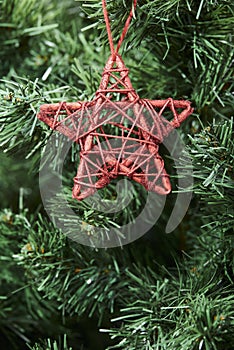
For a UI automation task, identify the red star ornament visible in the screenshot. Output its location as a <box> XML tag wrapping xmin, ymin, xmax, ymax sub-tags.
<box><xmin>38</xmin><ymin>53</ymin><xmax>193</xmax><ymax>200</ymax></box>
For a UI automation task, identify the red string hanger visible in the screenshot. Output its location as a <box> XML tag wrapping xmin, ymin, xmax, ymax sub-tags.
<box><xmin>38</xmin><ymin>0</ymin><xmax>193</xmax><ymax>201</ymax></box>
<box><xmin>102</xmin><ymin>0</ymin><xmax>137</xmax><ymax>56</ymax></box>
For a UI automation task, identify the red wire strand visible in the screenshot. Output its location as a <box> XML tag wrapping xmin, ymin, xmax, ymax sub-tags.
<box><xmin>102</xmin><ymin>0</ymin><xmax>137</xmax><ymax>55</ymax></box>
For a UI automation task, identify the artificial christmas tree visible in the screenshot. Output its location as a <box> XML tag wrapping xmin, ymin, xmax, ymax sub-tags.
<box><xmin>0</xmin><ymin>0</ymin><xmax>233</xmax><ymax>349</ymax></box>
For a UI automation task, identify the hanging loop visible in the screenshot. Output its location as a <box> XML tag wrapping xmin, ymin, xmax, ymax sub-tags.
<box><xmin>102</xmin><ymin>0</ymin><xmax>137</xmax><ymax>56</ymax></box>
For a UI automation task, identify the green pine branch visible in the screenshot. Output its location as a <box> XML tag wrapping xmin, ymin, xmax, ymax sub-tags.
<box><xmin>28</xmin><ymin>335</ymin><xmax>75</xmax><ymax>350</ymax></box>
<box><xmin>0</xmin><ymin>0</ymin><xmax>233</xmax><ymax>349</ymax></box>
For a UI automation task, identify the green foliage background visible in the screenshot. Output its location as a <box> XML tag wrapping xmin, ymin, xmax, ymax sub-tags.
<box><xmin>0</xmin><ymin>0</ymin><xmax>233</xmax><ymax>349</ymax></box>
